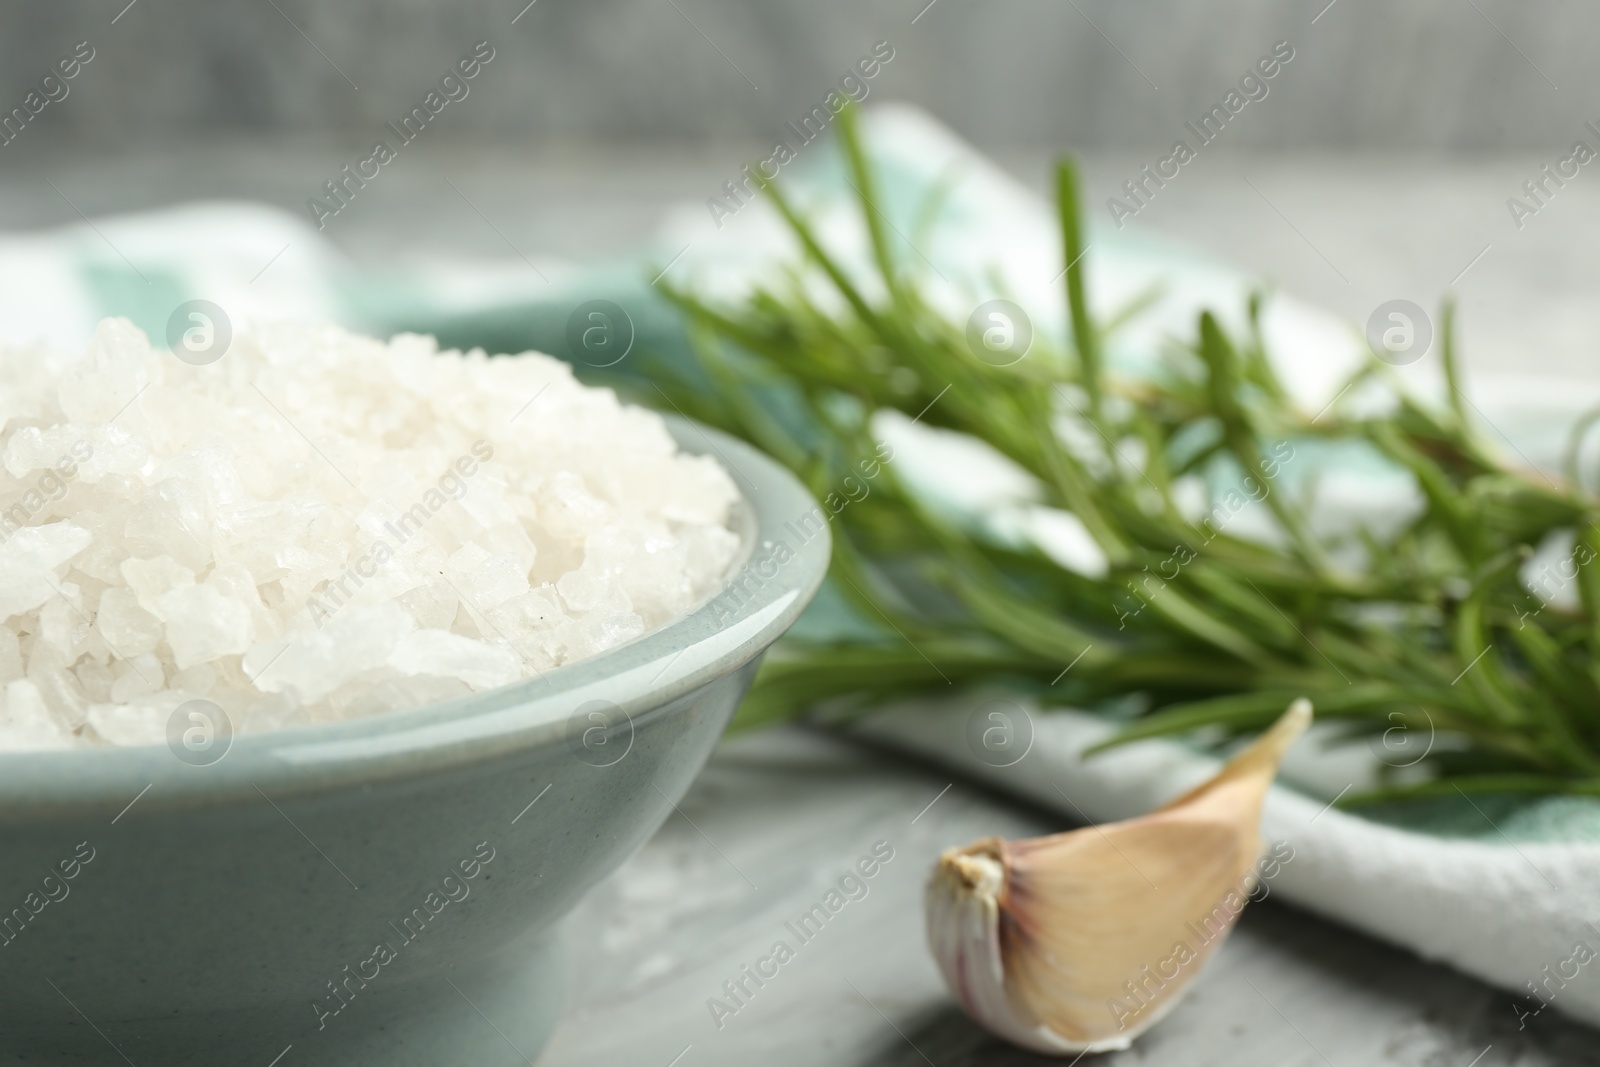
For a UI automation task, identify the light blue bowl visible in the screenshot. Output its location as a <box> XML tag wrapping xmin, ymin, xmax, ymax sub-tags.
<box><xmin>0</xmin><ymin>418</ymin><xmax>828</xmax><ymax>1065</ymax></box>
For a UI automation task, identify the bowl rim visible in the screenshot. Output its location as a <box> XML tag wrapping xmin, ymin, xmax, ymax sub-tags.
<box><xmin>0</xmin><ymin>416</ymin><xmax>830</xmax><ymax>815</ymax></box>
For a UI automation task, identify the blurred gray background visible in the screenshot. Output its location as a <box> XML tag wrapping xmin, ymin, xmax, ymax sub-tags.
<box><xmin>0</xmin><ymin>0</ymin><xmax>1590</xmax><ymax>148</ymax></box>
<box><xmin>0</xmin><ymin>0</ymin><xmax>1596</xmax><ymax>376</ymax></box>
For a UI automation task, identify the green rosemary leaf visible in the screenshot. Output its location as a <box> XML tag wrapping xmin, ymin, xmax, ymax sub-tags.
<box><xmin>1056</xmin><ymin>159</ymin><xmax>1101</xmax><ymax>417</ymax></box>
<box><xmin>662</xmin><ymin>108</ymin><xmax>1600</xmax><ymax>801</ymax></box>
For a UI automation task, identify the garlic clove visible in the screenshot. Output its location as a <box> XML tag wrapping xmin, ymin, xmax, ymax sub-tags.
<box><xmin>926</xmin><ymin>698</ymin><xmax>1312</xmax><ymax>1054</ymax></box>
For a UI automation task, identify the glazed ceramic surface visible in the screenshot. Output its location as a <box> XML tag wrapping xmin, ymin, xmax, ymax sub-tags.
<box><xmin>0</xmin><ymin>419</ymin><xmax>828</xmax><ymax>1065</ymax></box>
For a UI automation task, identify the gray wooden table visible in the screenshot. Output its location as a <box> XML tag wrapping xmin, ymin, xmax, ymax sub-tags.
<box><xmin>538</xmin><ymin>727</ymin><xmax>1597</xmax><ymax>1067</ymax></box>
<box><xmin>4</xmin><ymin>141</ymin><xmax>1598</xmax><ymax>1063</ymax></box>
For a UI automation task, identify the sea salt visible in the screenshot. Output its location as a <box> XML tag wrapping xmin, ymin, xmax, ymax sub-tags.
<box><xmin>0</xmin><ymin>318</ymin><xmax>742</xmax><ymax>750</ymax></box>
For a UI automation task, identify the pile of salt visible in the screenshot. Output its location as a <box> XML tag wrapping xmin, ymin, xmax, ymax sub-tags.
<box><xmin>0</xmin><ymin>318</ymin><xmax>742</xmax><ymax>749</ymax></box>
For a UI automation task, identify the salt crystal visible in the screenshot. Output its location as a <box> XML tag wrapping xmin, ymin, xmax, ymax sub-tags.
<box><xmin>0</xmin><ymin>319</ymin><xmax>741</xmax><ymax>749</ymax></box>
<box><xmin>583</xmin><ymin>520</ymin><xmax>695</xmax><ymax>619</ymax></box>
<box><xmin>0</xmin><ymin>521</ymin><xmax>92</xmax><ymax>620</ymax></box>
<box><xmin>396</xmin><ymin>581</ymin><xmax>457</xmax><ymax>631</ymax></box>
<box><xmin>388</xmin><ymin>629</ymin><xmax>522</xmax><ymax>691</ymax></box>
<box><xmin>123</xmin><ymin>480</ymin><xmax>213</xmax><ymax>571</ymax></box>
<box><xmin>553</xmin><ymin>610</ymin><xmax>647</xmax><ymax>662</ymax></box>
<box><xmin>488</xmin><ymin>585</ymin><xmax>566</xmax><ymax>637</ymax></box>
<box><xmin>461</xmin><ymin>553</ymin><xmax>531</xmax><ymax>610</ymax></box>
<box><xmin>446</xmin><ymin>542</ymin><xmax>493</xmax><ymax>580</ymax></box>
<box><xmin>537</xmin><ymin>472</ymin><xmax>615</xmax><ymax>540</ymax></box>
<box><xmin>95</xmin><ymin>587</ymin><xmax>163</xmax><ymax>657</ymax></box>
<box><xmin>74</xmin><ymin>425</ymin><xmax>150</xmax><ymax>483</ymax></box>
<box><xmin>109</xmin><ymin>654</ymin><xmax>165</xmax><ymax>704</ymax></box>
<box><xmin>244</xmin><ymin>602</ymin><xmax>412</xmax><ymax>705</ymax></box>
<box><xmin>170</xmin><ymin>661</ymin><xmax>219</xmax><ymax>696</ymax></box>
<box><xmin>38</xmin><ymin>595</ymin><xmax>92</xmax><ymax>659</ymax></box>
<box><xmin>585</xmin><ymin>612</ymin><xmax>647</xmax><ymax>653</ymax></box>
<box><xmin>120</xmin><ymin>555</ymin><xmax>196</xmax><ymax>616</ymax></box>
<box><xmin>556</xmin><ymin>565</ymin><xmax>636</xmax><ymax>616</ymax></box>
<box><xmin>473</xmin><ymin>522</ymin><xmax>538</xmax><ymax>574</ymax></box>
<box><xmin>28</xmin><ymin>653</ymin><xmax>90</xmax><ymax>730</ymax></box>
<box><xmin>4</xmin><ymin>425</ymin><xmax>82</xmax><ymax>479</ymax></box>
<box><xmin>0</xmin><ymin>679</ymin><xmax>74</xmax><ymax>749</ymax></box>
<box><xmin>87</xmin><ymin>693</ymin><xmax>184</xmax><ymax>747</ymax></box>
<box><xmin>58</xmin><ymin>318</ymin><xmax>151</xmax><ymax>425</ymax></box>
<box><xmin>682</xmin><ymin>524</ymin><xmax>744</xmax><ymax>591</ymax></box>
<box><xmin>74</xmin><ymin>659</ymin><xmax>115</xmax><ymax>703</ymax></box>
<box><xmin>159</xmin><ymin>585</ymin><xmax>254</xmax><ymax>669</ymax></box>
<box><xmin>207</xmin><ymin>562</ymin><xmax>281</xmax><ymax>643</ymax></box>
<box><xmin>340</xmin><ymin>675</ymin><xmax>473</xmax><ymax>720</ymax></box>
<box><xmin>0</xmin><ymin>628</ymin><xmax>22</xmax><ymax>683</ymax></box>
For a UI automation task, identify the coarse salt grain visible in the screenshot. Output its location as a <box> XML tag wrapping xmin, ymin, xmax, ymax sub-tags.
<box><xmin>0</xmin><ymin>318</ymin><xmax>743</xmax><ymax>750</ymax></box>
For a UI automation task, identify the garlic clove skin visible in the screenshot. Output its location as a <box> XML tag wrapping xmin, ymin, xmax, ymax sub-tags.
<box><xmin>927</xmin><ymin>838</ymin><xmax>1099</xmax><ymax>1054</ymax></box>
<box><xmin>926</xmin><ymin>699</ymin><xmax>1312</xmax><ymax>1054</ymax></box>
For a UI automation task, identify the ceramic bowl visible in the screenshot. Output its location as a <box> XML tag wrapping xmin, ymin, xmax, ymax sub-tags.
<box><xmin>0</xmin><ymin>419</ymin><xmax>828</xmax><ymax>1066</ymax></box>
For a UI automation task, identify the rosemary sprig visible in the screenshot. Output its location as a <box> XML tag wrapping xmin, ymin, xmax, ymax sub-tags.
<box><xmin>656</xmin><ymin>106</ymin><xmax>1600</xmax><ymax>802</ymax></box>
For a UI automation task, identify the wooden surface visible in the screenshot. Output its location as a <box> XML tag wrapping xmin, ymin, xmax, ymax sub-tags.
<box><xmin>541</xmin><ymin>727</ymin><xmax>1600</xmax><ymax>1066</ymax></box>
